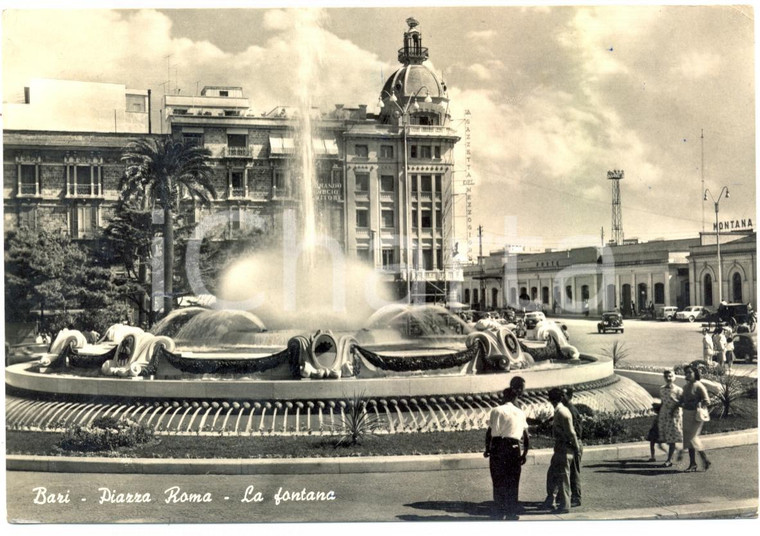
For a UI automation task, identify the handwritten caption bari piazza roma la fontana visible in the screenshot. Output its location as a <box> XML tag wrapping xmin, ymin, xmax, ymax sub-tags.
<box><xmin>31</xmin><ymin>484</ymin><xmax>337</xmax><ymax>506</ymax></box>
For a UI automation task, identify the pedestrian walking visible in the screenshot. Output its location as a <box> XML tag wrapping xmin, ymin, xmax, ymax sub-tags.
<box><xmin>725</xmin><ymin>329</ymin><xmax>735</xmax><ymax>370</ymax></box>
<box><xmin>542</xmin><ymin>388</ymin><xmax>580</xmax><ymax>514</ymax></box>
<box><xmin>678</xmin><ymin>364</ymin><xmax>712</xmax><ymax>472</ymax></box>
<box><xmin>712</xmin><ymin>326</ymin><xmax>727</xmax><ymax>366</ymax></box>
<box><xmin>658</xmin><ymin>369</ymin><xmax>683</xmax><ymax>467</ymax></box>
<box><xmin>702</xmin><ymin>329</ymin><xmax>714</xmax><ymax>363</ymax></box>
<box><xmin>484</xmin><ymin>386</ymin><xmax>530</xmax><ymax>520</ymax></box>
<box><xmin>647</xmin><ymin>402</ymin><xmax>666</xmax><ymax>461</ymax></box>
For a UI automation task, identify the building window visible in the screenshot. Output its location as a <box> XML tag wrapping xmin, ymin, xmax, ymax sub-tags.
<box><xmin>412</xmin><ymin>209</ymin><xmax>418</xmax><ymax>228</ymax></box>
<box><xmin>419</xmin><ymin>145</ymin><xmax>432</xmax><ymax>159</ymax></box>
<box><xmin>381</xmin><ymin>209</ymin><xmax>394</xmax><ymax>229</ymax></box>
<box><xmin>434</xmin><ymin>146</ymin><xmax>441</xmax><ymax>159</ymax></box>
<box><xmin>542</xmin><ymin>286</ymin><xmax>549</xmax><ymax>304</ymax></box>
<box><xmin>18</xmin><ymin>164</ymin><xmax>39</xmax><ymax>196</ymax></box>
<box><xmin>355</xmin><ymin>173</ymin><xmax>369</xmax><ymax>192</ymax></box>
<box><xmin>219</xmin><ymin>90</ymin><xmax>229</xmax><ymax>97</ymax></box>
<box><xmin>71</xmin><ymin>205</ymin><xmax>98</xmax><ymax>239</ymax></box>
<box><xmin>531</xmin><ymin>287</ymin><xmax>538</xmax><ymax>300</ymax></box>
<box><xmin>67</xmin><ymin>165</ymin><xmax>102</xmax><ymax>197</ymax></box>
<box><xmin>435</xmin><ymin>175</ymin><xmax>442</xmax><ymax>192</ymax></box>
<box><xmin>382</xmin><ymin>248</ymin><xmax>395</xmax><ymax>269</ymax></box>
<box><xmin>182</xmin><ymin>133</ymin><xmax>203</xmax><ymax>147</ymax></box>
<box><xmin>464</xmin><ymin>288</ymin><xmax>471</xmax><ymax>304</ymax></box>
<box><xmin>421</xmin><ymin>209</ymin><xmax>432</xmax><ymax>229</ymax></box>
<box><xmin>654</xmin><ymin>283</ymin><xmax>665</xmax><ymax>304</ymax></box>
<box><xmin>411</xmin><ymin>176</ymin><xmax>418</xmax><ymax>193</ymax></box>
<box><xmin>273</xmin><ymin>169</ymin><xmax>290</xmax><ymax>197</ymax></box>
<box><xmin>421</xmin><ymin>175</ymin><xmax>432</xmax><ymax>192</ymax></box>
<box><xmin>435</xmin><ymin>208</ymin><xmax>441</xmax><ymax>228</ymax></box>
<box><xmin>581</xmin><ymin>285</ymin><xmax>590</xmax><ymax>301</ymax></box>
<box><xmin>410</xmin><ymin>145</ymin><xmax>418</xmax><ymax>159</ymax></box>
<box><xmin>566</xmin><ymin>285</ymin><xmax>573</xmax><ymax>299</ymax></box>
<box><xmin>355</xmin><ymin>145</ymin><xmax>369</xmax><ymax>158</ymax></box>
<box><xmin>380</xmin><ymin>175</ymin><xmax>394</xmax><ymax>192</ymax></box>
<box><xmin>422</xmin><ymin>249</ymin><xmax>433</xmax><ymax>270</ymax></box>
<box><xmin>230</xmin><ymin>171</ymin><xmax>245</xmax><ymax>197</ymax></box>
<box><xmin>18</xmin><ymin>206</ymin><xmax>37</xmax><ymax>229</ymax></box>
<box><xmin>356</xmin><ymin>208</ymin><xmax>369</xmax><ymax>228</ymax></box>
<box><xmin>473</xmin><ymin>289</ymin><xmax>479</xmax><ymax>306</ymax></box>
<box><xmin>436</xmin><ymin>248</ymin><xmax>443</xmax><ymax>269</ymax></box>
<box><xmin>732</xmin><ymin>272</ymin><xmax>743</xmax><ymax>302</ymax></box>
<box><xmin>227</xmin><ymin>134</ymin><xmax>248</xmax><ymax>156</ymax></box>
<box><xmin>704</xmin><ymin>274</ymin><xmax>713</xmax><ymax>306</ymax></box>
<box><xmin>492</xmin><ymin>288</ymin><xmax>499</xmax><ymax>308</ymax></box>
<box><xmin>380</xmin><ymin>145</ymin><xmax>394</xmax><ymax>158</ymax></box>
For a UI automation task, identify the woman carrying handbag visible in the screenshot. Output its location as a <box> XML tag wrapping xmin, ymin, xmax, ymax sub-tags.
<box><xmin>679</xmin><ymin>364</ymin><xmax>712</xmax><ymax>472</ymax></box>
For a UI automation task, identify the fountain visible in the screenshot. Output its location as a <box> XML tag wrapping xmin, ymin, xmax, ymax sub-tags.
<box><xmin>4</xmin><ymin>12</ymin><xmax>655</xmax><ymax>436</ymax></box>
<box><xmin>6</xmin><ymin>303</ymin><xmax>655</xmax><ymax>435</ymax></box>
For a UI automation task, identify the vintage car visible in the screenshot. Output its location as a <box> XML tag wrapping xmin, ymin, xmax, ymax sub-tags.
<box><xmin>655</xmin><ymin>306</ymin><xmax>679</xmax><ymax>321</ymax></box>
<box><xmin>715</xmin><ymin>303</ymin><xmax>756</xmax><ymax>331</ymax></box>
<box><xmin>676</xmin><ymin>305</ymin><xmax>710</xmax><ymax>323</ymax></box>
<box><xmin>524</xmin><ymin>311</ymin><xmax>547</xmax><ymax>330</ymax></box>
<box><xmin>597</xmin><ymin>312</ymin><xmax>624</xmax><ymax>334</ymax></box>
<box><xmin>733</xmin><ymin>329</ymin><xmax>757</xmax><ymax>362</ymax></box>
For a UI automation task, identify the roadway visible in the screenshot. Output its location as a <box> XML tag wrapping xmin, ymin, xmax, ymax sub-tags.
<box><xmin>557</xmin><ymin>316</ymin><xmax>756</xmax><ymax>372</ymax></box>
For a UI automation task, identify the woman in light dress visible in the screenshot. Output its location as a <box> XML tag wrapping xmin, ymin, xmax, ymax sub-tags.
<box><xmin>679</xmin><ymin>364</ymin><xmax>712</xmax><ymax>472</ymax></box>
<box><xmin>658</xmin><ymin>369</ymin><xmax>683</xmax><ymax>467</ymax></box>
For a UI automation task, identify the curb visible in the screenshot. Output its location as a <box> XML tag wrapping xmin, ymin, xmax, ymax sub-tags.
<box><xmin>522</xmin><ymin>498</ymin><xmax>758</xmax><ymax>521</ymax></box>
<box><xmin>7</xmin><ymin>429</ymin><xmax>757</xmax><ymax>475</ymax></box>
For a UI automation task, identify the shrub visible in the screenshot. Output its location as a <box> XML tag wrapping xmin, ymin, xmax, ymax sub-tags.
<box><xmin>603</xmin><ymin>341</ymin><xmax>630</xmax><ymax>368</ymax></box>
<box><xmin>710</xmin><ymin>370</ymin><xmax>749</xmax><ymax>418</ymax></box>
<box><xmin>58</xmin><ymin>416</ymin><xmax>154</xmax><ymax>452</ymax></box>
<box><xmin>333</xmin><ymin>393</ymin><xmax>381</xmax><ymax>448</ymax></box>
<box><xmin>581</xmin><ymin>412</ymin><xmax>626</xmax><ymax>442</ymax></box>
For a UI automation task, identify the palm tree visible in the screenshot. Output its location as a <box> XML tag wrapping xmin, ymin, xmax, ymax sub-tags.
<box><xmin>120</xmin><ymin>137</ymin><xmax>216</xmax><ymax>317</ymax></box>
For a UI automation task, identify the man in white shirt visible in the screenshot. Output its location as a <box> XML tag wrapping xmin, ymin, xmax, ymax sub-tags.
<box><xmin>484</xmin><ymin>383</ymin><xmax>530</xmax><ymax>520</ymax></box>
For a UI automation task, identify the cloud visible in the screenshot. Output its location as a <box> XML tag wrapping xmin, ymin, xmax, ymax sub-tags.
<box><xmin>467</xmin><ymin>64</ymin><xmax>492</xmax><ymax>81</ymax></box>
<box><xmin>673</xmin><ymin>51</ymin><xmax>722</xmax><ymax>79</ymax></box>
<box><xmin>466</xmin><ymin>29</ymin><xmax>497</xmax><ymax>41</ymax></box>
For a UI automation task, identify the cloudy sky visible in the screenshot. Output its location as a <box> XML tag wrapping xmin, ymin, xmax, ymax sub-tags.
<box><xmin>2</xmin><ymin>2</ymin><xmax>755</xmax><ymax>256</ymax></box>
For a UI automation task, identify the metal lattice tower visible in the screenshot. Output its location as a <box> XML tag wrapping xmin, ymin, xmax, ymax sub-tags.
<box><xmin>607</xmin><ymin>169</ymin><xmax>625</xmax><ymax>245</ymax></box>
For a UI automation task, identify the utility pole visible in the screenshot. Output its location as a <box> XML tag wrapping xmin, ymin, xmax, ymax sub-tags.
<box><xmin>601</xmin><ymin>226</ymin><xmax>604</xmax><ymax>247</ymax></box>
<box><xmin>478</xmin><ymin>225</ymin><xmax>485</xmax><ymax>311</ymax></box>
<box><xmin>701</xmin><ymin>129</ymin><xmax>705</xmax><ymax>234</ymax></box>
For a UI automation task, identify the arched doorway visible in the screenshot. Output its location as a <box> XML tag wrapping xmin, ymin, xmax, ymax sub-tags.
<box><xmin>541</xmin><ymin>286</ymin><xmax>549</xmax><ymax>305</ymax></box>
<box><xmin>491</xmin><ymin>288</ymin><xmax>499</xmax><ymax>309</ymax></box>
<box><xmin>621</xmin><ymin>284</ymin><xmax>632</xmax><ymax>316</ymax></box>
<box><xmin>704</xmin><ymin>274</ymin><xmax>713</xmax><ymax>306</ymax></box>
<box><xmin>637</xmin><ymin>283</ymin><xmax>648</xmax><ymax>313</ymax></box>
<box><xmin>654</xmin><ymin>283</ymin><xmax>665</xmax><ymax>304</ymax></box>
<box><xmin>732</xmin><ymin>272</ymin><xmax>743</xmax><ymax>302</ymax></box>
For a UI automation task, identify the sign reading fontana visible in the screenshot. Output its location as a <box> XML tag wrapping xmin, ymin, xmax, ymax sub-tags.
<box><xmin>712</xmin><ymin>218</ymin><xmax>753</xmax><ymax>232</ymax></box>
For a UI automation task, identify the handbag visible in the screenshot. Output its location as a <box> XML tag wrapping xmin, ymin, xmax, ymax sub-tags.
<box><xmin>696</xmin><ymin>406</ymin><xmax>710</xmax><ymax>422</ymax></box>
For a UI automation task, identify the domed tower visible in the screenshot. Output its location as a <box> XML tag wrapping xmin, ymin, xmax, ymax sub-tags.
<box><xmin>378</xmin><ymin>17</ymin><xmax>450</xmax><ymax>126</ymax></box>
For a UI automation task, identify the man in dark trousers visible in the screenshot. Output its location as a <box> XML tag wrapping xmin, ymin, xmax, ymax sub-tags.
<box><xmin>542</xmin><ymin>387</ymin><xmax>581</xmax><ymax>514</ymax></box>
<box><xmin>564</xmin><ymin>388</ymin><xmax>583</xmax><ymax>506</ymax></box>
<box><xmin>484</xmin><ymin>385</ymin><xmax>530</xmax><ymax>520</ymax></box>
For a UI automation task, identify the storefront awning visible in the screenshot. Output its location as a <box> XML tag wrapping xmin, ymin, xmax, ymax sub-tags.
<box><xmin>269</xmin><ymin>135</ymin><xmax>295</xmax><ymax>156</ymax></box>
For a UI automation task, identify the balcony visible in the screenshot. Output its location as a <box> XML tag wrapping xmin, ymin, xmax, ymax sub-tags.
<box><xmin>66</xmin><ymin>185</ymin><xmax>103</xmax><ymax>199</ymax></box>
<box><xmin>407</xmin><ymin>125</ymin><xmax>455</xmax><ymax>137</ymax></box>
<box><xmin>225</xmin><ymin>146</ymin><xmax>251</xmax><ymax>158</ymax></box>
<box><xmin>229</xmin><ymin>187</ymin><xmax>246</xmax><ymax>198</ymax></box>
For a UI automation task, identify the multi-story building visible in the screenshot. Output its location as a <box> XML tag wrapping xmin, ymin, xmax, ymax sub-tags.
<box><xmin>4</xmin><ymin>18</ymin><xmax>462</xmax><ymax>304</ymax></box>
<box><xmin>461</xmin><ymin>233</ymin><xmax>756</xmax><ymax>315</ymax></box>
<box><xmin>163</xmin><ymin>17</ymin><xmax>462</xmax><ymax>302</ymax></box>
<box><xmin>3</xmin><ymin>79</ymin><xmax>152</xmax><ymax>238</ymax></box>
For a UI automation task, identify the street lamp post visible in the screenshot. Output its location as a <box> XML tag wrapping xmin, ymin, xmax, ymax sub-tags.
<box><xmin>704</xmin><ymin>186</ymin><xmax>730</xmax><ymax>304</ymax></box>
<box><xmin>378</xmin><ymin>86</ymin><xmax>433</xmax><ymax>304</ymax></box>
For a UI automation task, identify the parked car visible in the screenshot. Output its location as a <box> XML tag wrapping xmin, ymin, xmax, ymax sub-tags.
<box><xmin>733</xmin><ymin>328</ymin><xmax>757</xmax><ymax>362</ymax></box>
<box><xmin>715</xmin><ymin>302</ymin><xmax>756</xmax><ymax>331</ymax></box>
<box><xmin>597</xmin><ymin>312</ymin><xmax>624</xmax><ymax>334</ymax></box>
<box><xmin>524</xmin><ymin>311</ymin><xmax>547</xmax><ymax>330</ymax></box>
<box><xmin>676</xmin><ymin>305</ymin><xmax>710</xmax><ymax>322</ymax></box>
<box><xmin>655</xmin><ymin>306</ymin><xmax>679</xmax><ymax>321</ymax></box>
